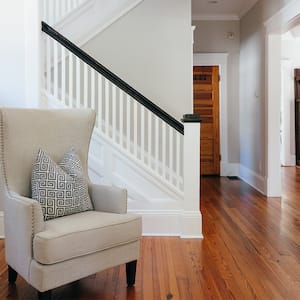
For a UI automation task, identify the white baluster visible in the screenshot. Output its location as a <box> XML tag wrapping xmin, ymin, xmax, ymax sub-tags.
<box><xmin>61</xmin><ymin>45</ymin><xmax>66</xmax><ymax>105</ymax></box>
<box><xmin>97</xmin><ymin>74</ymin><xmax>103</xmax><ymax>130</ymax></box>
<box><xmin>169</xmin><ymin>127</ymin><xmax>174</xmax><ymax>183</ymax></box>
<box><xmin>105</xmin><ymin>78</ymin><xmax>110</xmax><ymax>136</ymax></box>
<box><xmin>91</xmin><ymin>68</ymin><xmax>95</xmax><ymax>110</ymax></box>
<box><xmin>112</xmin><ymin>84</ymin><xmax>116</xmax><ymax>142</ymax></box>
<box><xmin>46</xmin><ymin>36</ymin><xmax>51</xmax><ymax>94</ymax></box>
<box><xmin>59</xmin><ymin>0</ymin><xmax>63</xmax><ymax>20</ymax></box>
<box><xmin>68</xmin><ymin>52</ymin><xmax>73</xmax><ymax>107</ymax></box>
<box><xmin>76</xmin><ymin>56</ymin><xmax>80</xmax><ymax>108</ymax></box>
<box><xmin>155</xmin><ymin>116</ymin><xmax>159</xmax><ymax>172</ymax></box>
<box><xmin>162</xmin><ymin>121</ymin><xmax>166</xmax><ymax>179</ymax></box>
<box><xmin>53</xmin><ymin>40</ymin><xmax>58</xmax><ymax>99</ymax></box>
<box><xmin>119</xmin><ymin>91</ymin><xmax>124</xmax><ymax>147</ymax></box>
<box><xmin>148</xmin><ymin>111</ymin><xmax>152</xmax><ymax>168</ymax></box>
<box><xmin>50</xmin><ymin>1</ymin><xmax>55</xmax><ymax>24</ymax></box>
<box><xmin>62</xmin><ymin>1</ymin><xmax>66</xmax><ymax>19</ymax></box>
<box><xmin>42</xmin><ymin>0</ymin><xmax>47</xmax><ymax>23</ymax></box>
<box><xmin>133</xmin><ymin>101</ymin><xmax>138</xmax><ymax>157</ymax></box>
<box><xmin>84</xmin><ymin>64</ymin><xmax>88</xmax><ymax>108</ymax></box>
<box><xmin>126</xmin><ymin>95</ymin><xmax>131</xmax><ymax>152</ymax></box>
<box><xmin>141</xmin><ymin>106</ymin><xmax>145</xmax><ymax>163</ymax></box>
<box><xmin>67</xmin><ymin>0</ymin><xmax>71</xmax><ymax>12</ymax></box>
<box><xmin>176</xmin><ymin>131</ymin><xmax>181</xmax><ymax>189</ymax></box>
<box><xmin>55</xmin><ymin>0</ymin><xmax>59</xmax><ymax>23</ymax></box>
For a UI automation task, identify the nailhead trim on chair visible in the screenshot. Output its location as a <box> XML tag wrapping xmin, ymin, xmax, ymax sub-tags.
<box><xmin>0</xmin><ymin>111</ymin><xmax>9</xmax><ymax>196</ymax></box>
<box><xmin>1</xmin><ymin>110</ymin><xmax>36</xmax><ymax>280</ymax></box>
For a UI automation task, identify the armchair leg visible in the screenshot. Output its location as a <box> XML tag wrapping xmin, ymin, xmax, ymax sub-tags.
<box><xmin>8</xmin><ymin>265</ymin><xmax>18</xmax><ymax>284</ymax></box>
<box><xmin>126</xmin><ymin>260</ymin><xmax>137</xmax><ymax>287</ymax></box>
<box><xmin>37</xmin><ymin>290</ymin><xmax>52</xmax><ymax>300</ymax></box>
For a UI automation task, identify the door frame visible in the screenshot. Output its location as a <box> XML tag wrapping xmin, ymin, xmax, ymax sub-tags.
<box><xmin>193</xmin><ymin>53</ymin><xmax>234</xmax><ymax>176</ymax></box>
<box><xmin>264</xmin><ymin>0</ymin><xmax>300</xmax><ymax>196</ymax></box>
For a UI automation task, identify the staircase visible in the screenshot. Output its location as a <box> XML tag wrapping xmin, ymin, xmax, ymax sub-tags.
<box><xmin>40</xmin><ymin>1</ymin><xmax>202</xmax><ymax>237</ymax></box>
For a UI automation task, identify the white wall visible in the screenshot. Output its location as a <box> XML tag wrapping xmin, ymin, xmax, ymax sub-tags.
<box><xmin>83</xmin><ymin>0</ymin><xmax>193</xmax><ymax>121</ymax></box>
<box><xmin>0</xmin><ymin>1</ymin><xmax>26</xmax><ymax>107</ymax></box>
<box><xmin>0</xmin><ymin>0</ymin><xmax>40</xmax><ymax>108</ymax></box>
<box><xmin>192</xmin><ymin>20</ymin><xmax>240</xmax><ymax>165</ymax></box>
<box><xmin>239</xmin><ymin>0</ymin><xmax>295</xmax><ymax>193</ymax></box>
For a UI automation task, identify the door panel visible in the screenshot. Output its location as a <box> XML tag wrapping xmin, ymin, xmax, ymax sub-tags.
<box><xmin>193</xmin><ymin>66</ymin><xmax>220</xmax><ymax>175</ymax></box>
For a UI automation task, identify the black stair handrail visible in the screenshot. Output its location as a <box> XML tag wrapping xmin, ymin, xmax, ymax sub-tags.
<box><xmin>42</xmin><ymin>22</ymin><xmax>184</xmax><ymax>135</ymax></box>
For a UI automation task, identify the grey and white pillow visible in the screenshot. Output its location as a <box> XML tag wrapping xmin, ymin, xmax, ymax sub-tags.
<box><xmin>31</xmin><ymin>148</ymin><xmax>93</xmax><ymax>221</ymax></box>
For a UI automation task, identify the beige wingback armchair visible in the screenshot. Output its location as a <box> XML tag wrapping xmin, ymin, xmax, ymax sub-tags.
<box><xmin>0</xmin><ymin>108</ymin><xmax>142</xmax><ymax>299</ymax></box>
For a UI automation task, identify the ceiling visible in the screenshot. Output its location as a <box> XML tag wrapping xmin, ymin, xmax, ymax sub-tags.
<box><xmin>192</xmin><ymin>0</ymin><xmax>259</xmax><ymax>21</ymax></box>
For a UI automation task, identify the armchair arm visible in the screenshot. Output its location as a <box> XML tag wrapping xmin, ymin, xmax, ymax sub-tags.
<box><xmin>4</xmin><ymin>192</ymin><xmax>44</xmax><ymax>281</ymax></box>
<box><xmin>89</xmin><ymin>184</ymin><xmax>127</xmax><ymax>214</ymax></box>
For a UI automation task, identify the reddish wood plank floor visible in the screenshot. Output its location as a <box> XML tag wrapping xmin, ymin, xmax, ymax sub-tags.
<box><xmin>0</xmin><ymin>167</ymin><xmax>300</xmax><ymax>299</ymax></box>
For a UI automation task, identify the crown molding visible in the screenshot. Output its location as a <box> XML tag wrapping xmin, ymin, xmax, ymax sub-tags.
<box><xmin>192</xmin><ymin>14</ymin><xmax>240</xmax><ymax>21</ymax></box>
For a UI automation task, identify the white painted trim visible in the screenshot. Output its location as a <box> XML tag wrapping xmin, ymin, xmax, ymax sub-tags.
<box><xmin>130</xmin><ymin>210</ymin><xmax>203</xmax><ymax>238</ymax></box>
<box><xmin>180</xmin><ymin>211</ymin><xmax>203</xmax><ymax>238</ymax></box>
<box><xmin>221</xmin><ymin>162</ymin><xmax>239</xmax><ymax>176</ymax></box>
<box><xmin>239</xmin><ymin>165</ymin><xmax>266</xmax><ymax>195</ymax></box>
<box><xmin>264</xmin><ymin>0</ymin><xmax>300</xmax><ymax>196</ymax></box>
<box><xmin>266</xmin><ymin>34</ymin><xmax>282</xmax><ymax>197</ymax></box>
<box><xmin>192</xmin><ymin>14</ymin><xmax>239</xmax><ymax>21</ymax></box>
<box><xmin>193</xmin><ymin>53</ymin><xmax>230</xmax><ymax>176</ymax></box>
<box><xmin>0</xmin><ymin>211</ymin><xmax>4</xmax><ymax>239</ymax></box>
<box><xmin>281</xmin><ymin>59</ymin><xmax>296</xmax><ymax>167</ymax></box>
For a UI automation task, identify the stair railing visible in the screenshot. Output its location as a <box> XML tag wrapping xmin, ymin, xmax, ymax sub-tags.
<box><xmin>42</xmin><ymin>21</ymin><xmax>184</xmax><ymax>194</ymax></box>
<box><xmin>41</xmin><ymin>21</ymin><xmax>202</xmax><ymax>237</ymax></box>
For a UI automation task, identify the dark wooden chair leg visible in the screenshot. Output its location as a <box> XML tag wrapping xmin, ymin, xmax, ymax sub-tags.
<box><xmin>126</xmin><ymin>260</ymin><xmax>137</xmax><ymax>287</ymax></box>
<box><xmin>8</xmin><ymin>265</ymin><xmax>18</xmax><ymax>284</ymax></box>
<box><xmin>37</xmin><ymin>290</ymin><xmax>52</xmax><ymax>300</ymax></box>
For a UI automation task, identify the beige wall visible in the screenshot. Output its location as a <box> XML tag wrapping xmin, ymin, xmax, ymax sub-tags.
<box><xmin>192</xmin><ymin>20</ymin><xmax>240</xmax><ymax>164</ymax></box>
<box><xmin>83</xmin><ymin>0</ymin><xmax>193</xmax><ymax>121</ymax></box>
<box><xmin>239</xmin><ymin>0</ymin><xmax>295</xmax><ymax>178</ymax></box>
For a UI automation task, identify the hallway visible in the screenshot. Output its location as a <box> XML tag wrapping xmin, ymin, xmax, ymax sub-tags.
<box><xmin>0</xmin><ymin>169</ymin><xmax>299</xmax><ymax>299</ymax></box>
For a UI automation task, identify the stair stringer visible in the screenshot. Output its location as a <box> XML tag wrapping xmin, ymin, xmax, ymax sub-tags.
<box><xmin>54</xmin><ymin>0</ymin><xmax>144</xmax><ymax>46</ymax></box>
<box><xmin>89</xmin><ymin>130</ymin><xmax>185</xmax><ymax>236</ymax></box>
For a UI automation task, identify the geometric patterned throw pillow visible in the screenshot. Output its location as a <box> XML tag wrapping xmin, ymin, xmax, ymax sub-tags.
<box><xmin>31</xmin><ymin>148</ymin><xmax>93</xmax><ymax>221</ymax></box>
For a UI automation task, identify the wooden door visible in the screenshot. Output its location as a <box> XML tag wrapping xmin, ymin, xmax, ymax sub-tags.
<box><xmin>295</xmin><ymin>69</ymin><xmax>300</xmax><ymax>165</ymax></box>
<box><xmin>193</xmin><ymin>66</ymin><xmax>220</xmax><ymax>175</ymax></box>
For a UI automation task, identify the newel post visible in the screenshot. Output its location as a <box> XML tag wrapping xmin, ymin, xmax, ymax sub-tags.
<box><xmin>181</xmin><ymin>114</ymin><xmax>203</xmax><ymax>238</ymax></box>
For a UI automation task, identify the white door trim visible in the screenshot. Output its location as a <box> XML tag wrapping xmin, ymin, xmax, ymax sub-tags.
<box><xmin>193</xmin><ymin>53</ymin><xmax>232</xmax><ymax>176</ymax></box>
<box><xmin>264</xmin><ymin>0</ymin><xmax>300</xmax><ymax>196</ymax></box>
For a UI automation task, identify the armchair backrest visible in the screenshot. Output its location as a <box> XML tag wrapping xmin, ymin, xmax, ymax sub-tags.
<box><xmin>0</xmin><ymin>108</ymin><xmax>96</xmax><ymax>202</ymax></box>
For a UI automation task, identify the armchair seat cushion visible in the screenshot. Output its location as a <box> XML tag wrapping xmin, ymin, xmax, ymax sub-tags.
<box><xmin>33</xmin><ymin>211</ymin><xmax>142</xmax><ymax>265</ymax></box>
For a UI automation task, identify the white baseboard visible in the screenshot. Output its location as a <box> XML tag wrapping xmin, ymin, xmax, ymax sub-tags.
<box><xmin>239</xmin><ymin>164</ymin><xmax>266</xmax><ymax>195</ymax></box>
<box><xmin>181</xmin><ymin>211</ymin><xmax>203</xmax><ymax>238</ymax></box>
<box><xmin>0</xmin><ymin>209</ymin><xmax>203</xmax><ymax>239</ymax></box>
<box><xmin>0</xmin><ymin>211</ymin><xmax>4</xmax><ymax>238</ymax></box>
<box><xmin>221</xmin><ymin>162</ymin><xmax>239</xmax><ymax>176</ymax></box>
<box><xmin>130</xmin><ymin>210</ymin><xmax>203</xmax><ymax>238</ymax></box>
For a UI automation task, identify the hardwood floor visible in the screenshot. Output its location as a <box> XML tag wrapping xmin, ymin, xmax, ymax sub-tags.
<box><xmin>1</xmin><ymin>167</ymin><xmax>300</xmax><ymax>299</ymax></box>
